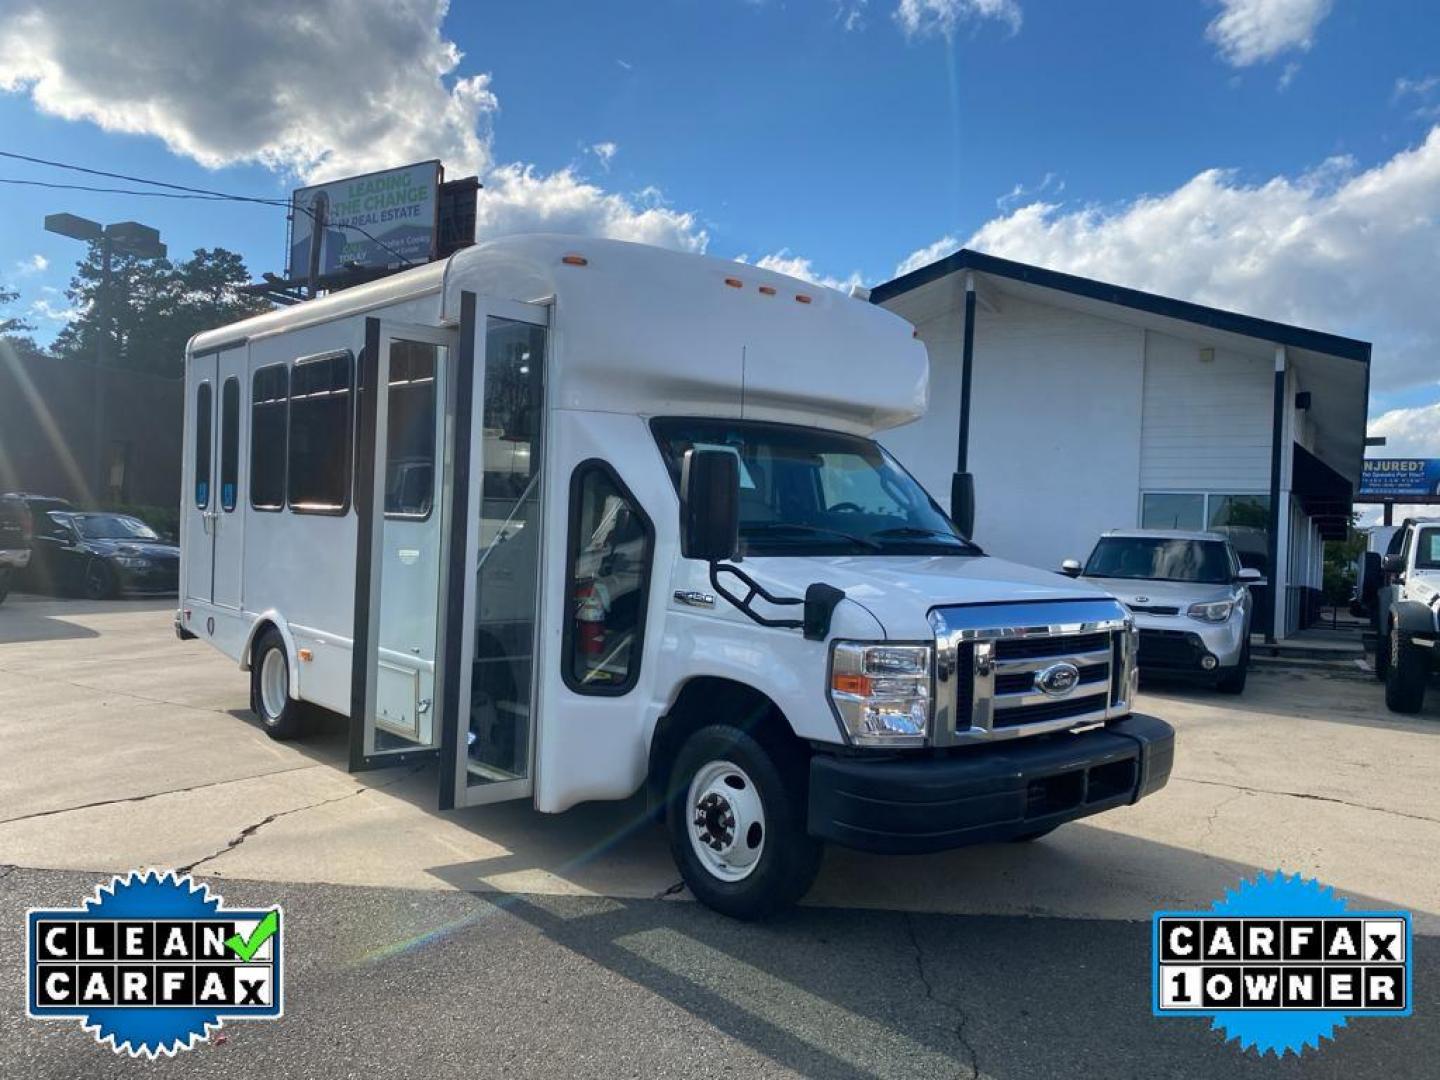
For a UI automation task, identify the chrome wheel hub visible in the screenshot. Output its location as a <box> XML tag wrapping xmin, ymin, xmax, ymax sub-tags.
<box><xmin>686</xmin><ymin>760</ymin><xmax>765</xmax><ymax>882</ymax></box>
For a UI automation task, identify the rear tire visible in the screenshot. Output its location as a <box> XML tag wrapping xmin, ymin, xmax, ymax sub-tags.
<box><xmin>1384</xmin><ymin>633</ymin><xmax>1428</xmax><ymax>714</ymax></box>
<box><xmin>250</xmin><ymin>630</ymin><xmax>309</xmax><ymax>739</ymax></box>
<box><xmin>666</xmin><ymin>723</ymin><xmax>822</xmax><ymax>920</ymax></box>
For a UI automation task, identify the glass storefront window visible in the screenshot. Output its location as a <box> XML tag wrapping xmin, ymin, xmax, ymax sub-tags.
<box><xmin>1141</xmin><ymin>493</ymin><xmax>1204</xmax><ymax>530</ymax></box>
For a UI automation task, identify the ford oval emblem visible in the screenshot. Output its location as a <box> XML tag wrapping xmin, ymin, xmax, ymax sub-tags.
<box><xmin>1035</xmin><ymin>661</ymin><xmax>1080</xmax><ymax>697</ymax></box>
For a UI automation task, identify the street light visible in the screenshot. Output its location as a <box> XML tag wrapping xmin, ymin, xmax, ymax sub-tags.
<box><xmin>43</xmin><ymin>213</ymin><xmax>166</xmax><ymax>500</ymax></box>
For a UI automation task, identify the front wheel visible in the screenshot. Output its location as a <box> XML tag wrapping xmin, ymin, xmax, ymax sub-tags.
<box><xmin>1374</xmin><ymin>626</ymin><xmax>1391</xmax><ymax>682</ymax></box>
<box><xmin>83</xmin><ymin>559</ymin><xmax>116</xmax><ymax>600</ymax></box>
<box><xmin>666</xmin><ymin>724</ymin><xmax>822</xmax><ymax>920</ymax></box>
<box><xmin>1215</xmin><ymin>641</ymin><xmax>1249</xmax><ymax>695</ymax></box>
<box><xmin>1384</xmin><ymin>634</ymin><xmax>1428</xmax><ymax>714</ymax></box>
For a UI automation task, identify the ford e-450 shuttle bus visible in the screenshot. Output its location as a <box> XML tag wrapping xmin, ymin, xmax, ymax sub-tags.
<box><xmin>178</xmin><ymin>235</ymin><xmax>1174</xmax><ymax>918</ymax></box>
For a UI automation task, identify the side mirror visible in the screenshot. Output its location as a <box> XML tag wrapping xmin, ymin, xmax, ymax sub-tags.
<box><xmin>1059</xmin><ymin>558</ymin><xmax>1083</xmax><ymax>578</ymax></box>
<box><xmin>1382</xmin><ymin>553</ymin><xmax>1406</xmax><ymax>574</ymax></box>
<box><xmin>1237</xmin><ymin>568</ymin><xmax>1263</xmax><ymax>584</ymax></box>
<box><xmin>949</xmin><ymin>472</ymin><xmax>975</xmax><ymax>540</ymax></box>
<box><xmin>680</xmin><ymin>448</ymin><xmax>739</xmax><ymax>562</ymax></box>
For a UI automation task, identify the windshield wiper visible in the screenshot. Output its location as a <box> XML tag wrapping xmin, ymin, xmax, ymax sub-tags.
<box><xmin>870</xmin><ymin>526</ymin><xmax>981</xmax><ymax>553</ymax></box>
<box><xmin>742</xmin><ymin>522</ymin><xmax>882</xmax><ymax>551</ymax></box>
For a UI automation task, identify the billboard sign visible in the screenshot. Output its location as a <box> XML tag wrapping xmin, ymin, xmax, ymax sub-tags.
<box><xmin>288</xmin><ymin>161</ymin><xmax>441</xmax><ymax>279</ymax></box>
<box><xmin>1357</xmin><ymin>458</ymin><xmax>1440</xmax><ymax>502</ymax></box>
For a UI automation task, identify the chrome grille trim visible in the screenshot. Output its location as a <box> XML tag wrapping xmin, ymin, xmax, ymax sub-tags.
<box><xmin>928</xmin><ymin>599</ymin><xmax>1136</xmax><ymax>746</ymax></box>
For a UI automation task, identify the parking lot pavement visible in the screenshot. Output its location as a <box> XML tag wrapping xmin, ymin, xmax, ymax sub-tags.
<box><xmin>1</xmin><ymin>595</ymin><xmax>1437</xmax><ymax>1076</ymax></box>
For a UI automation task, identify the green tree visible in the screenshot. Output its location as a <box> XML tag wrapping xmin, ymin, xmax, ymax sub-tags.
<box><xmin>54</xmin><ymin>247</ymin><xmax>270</xmax><ymax>376</ymax></box>
<box><xmin>1</xmin><ymin>283</ymin><xmax>33</xmax><ymax>337</ymax></box>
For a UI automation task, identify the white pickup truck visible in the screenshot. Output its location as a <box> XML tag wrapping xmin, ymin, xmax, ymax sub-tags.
<box><xmin>1375</xmin><ymin>516</ymin><xmax>1440</xmax><ymax>713</ymax></box>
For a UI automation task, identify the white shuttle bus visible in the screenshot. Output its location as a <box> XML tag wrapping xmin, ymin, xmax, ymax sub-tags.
<box><xmin>179</xmin><ymin>235</ymin><xmax>1174</xmax><ymax>918</ymax></box>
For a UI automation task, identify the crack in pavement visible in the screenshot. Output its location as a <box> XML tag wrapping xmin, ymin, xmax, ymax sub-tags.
<box><xmin>904</xmin><ymin>911</ymin><xmax>981</xmax><ymax>1080</ymax></box>
<box><xmin>652</xmin><ymin>879</ymin><xmax>687</xmax><ymax>900</ymax></box>
<box><xmin>1197</xmin><ymin>788</ymin><xmax>1248</xmax><ymax>848</ymax></box>
<box><xmin>1175</xmin><ymin>775</ymin><xmax>1440</xmax><ymax>825</ymax></box>
<box><xmin>177</xmin><ymin>765</ymin><xmax>426</xmax><ymax>876</ymax></box>
<box><xmin>0</xmin><ymin>763</ymin><xmax>326</xmax><ymax>826</ymax></box>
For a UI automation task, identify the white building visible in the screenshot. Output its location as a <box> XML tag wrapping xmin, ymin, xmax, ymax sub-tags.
<box><xmin>873</xmin><ymin>250</ymin><xmax>1369</xmax><ymax>640</ymax></box>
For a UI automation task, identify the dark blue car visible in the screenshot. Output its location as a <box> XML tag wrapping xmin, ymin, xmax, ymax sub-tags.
<box><xmin>29</xmin><ymin>511</ymin><xmax>179</xmax><ymax>599</ymax></box>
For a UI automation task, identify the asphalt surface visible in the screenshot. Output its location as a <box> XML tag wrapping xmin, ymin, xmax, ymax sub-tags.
<box><xmin>1</xmin><ymin>595</ymin><xmax>1437</xmax><ymax>1076</ymax></box>
<box><xmin>1</xmin><ymin>867</ymin><xmax>1434</xmax><ymax>1079</ymax></box>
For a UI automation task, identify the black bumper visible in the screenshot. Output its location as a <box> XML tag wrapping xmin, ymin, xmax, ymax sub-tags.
<box><xmin>1137</xmin><ymin>629</ymin><xmax>1212</xmax><ymax>673</ymax></box>
<box><xmin>807</xmin><ymin>713</ymin><xmax>1175</xmax><ymax>854</ymax></box>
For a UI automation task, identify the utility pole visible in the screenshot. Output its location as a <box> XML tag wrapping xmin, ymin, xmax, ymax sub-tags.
<box><xmin>43</xmin><ymin>214</ymin><xmax>166</xmax><ymax>503</ymax></box>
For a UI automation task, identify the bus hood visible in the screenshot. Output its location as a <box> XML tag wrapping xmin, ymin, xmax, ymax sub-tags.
<box><xmin>740</xmin><ymin>554</ymin><xmax>1119</xmax><ymax>640</ymax></box>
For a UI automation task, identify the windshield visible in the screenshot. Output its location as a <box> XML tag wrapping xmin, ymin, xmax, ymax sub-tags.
<box><xmin>1417</xmin><ymin>528</ymin><xmax>1440</xmax><ymax>570</ymax></box>
<box><xmin>72</xmin><ymin>514</ymin><xmax>160</xmax><ymax>541</ymax></box>
<box><xmin>1084</xmin><ymin>537</ymin><xmax>1231</xmax><ymax>584</ymax></box>
<box><xmin>652</xmin><ymin>418</ymin><xmax>978</xmax><ymax>557</ymax></box>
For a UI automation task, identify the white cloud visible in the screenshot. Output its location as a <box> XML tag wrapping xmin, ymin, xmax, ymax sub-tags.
<box><xmin>738</xmin><ymin>249</ymin><xmax>864</xmax><ymax>294</ymax></box>
<box><xmin>0</xmin><ymin>2</ymin><xmax>713</xmax><ymax>257</ymax></box>
<box><xmin>0</xmin><ymin>0</ymin><xmax>495</xmax><ymax>183</ymax></box>
<box><xmin>897</xmin><ymin>127</ymin><xmax>1440</xmax><ymax>396</ymax></box>
<box><xmin>589</xmin><ymin>142</ymin><xmax>618</xmax><ymax>171</ymax></box>
<box><xmin>475</xmin><ymin>166</ymin><xmax>707</xmax><ymax>252</ymax></box>
<box><xmin>1370</xmin><ymin>404</ymin><xmax>1440</xmax><ymax>458</ymax></box>
<box><xmin>894</xmin><ymin>0</ymin><xmax>1021</xmax><ymax>40</ymax></box>
<box><xmin>1206</xmin><ymin>0</ymin><xmax>1333</xmax><ymax>67</ymax></box>
<box><xmin>29</xmin><ymin>295</ymin><xmax>78</xmax><ymax>323</ymax></box>
<box><xmin>834</xmin><ymin>1</ymin><xmax>869</xmax><ymax>32</ymax></box>
<box><xmin>1394</xmin><ymin>75</ymin><xmax>1440</xmax><ymax>102</ymax></box>
<box><xmin>14</xmin><ymin>254</ymin><xmax>48</xmax><ymax>275</ymax></box>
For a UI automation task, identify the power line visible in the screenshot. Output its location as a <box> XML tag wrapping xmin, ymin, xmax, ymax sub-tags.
<box><xmin>0</xmin><ymin>177</ymin><xmax>237</xmax><ymax>201</ymax></box>
<box><xmin>4</xmin><ymin>149</ymin><xmax>416</xmax><ymax>268</ymax></box>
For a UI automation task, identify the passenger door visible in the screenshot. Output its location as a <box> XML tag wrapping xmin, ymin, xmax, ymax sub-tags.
<box><xmin>183</xmin><ymin>353</ymin><xmax>218</xmax><ymax>604</ymax></box>
<box><xmin>211</xmin><ymin>349</ymin><xmax>247</xmax><ymax>609</ymax></box>
<box><xmin>440</xmin><ymin>297</ymin><xmax>550</xmax><ymax>809</ymax></box>
<box><xmin>350</xmin><ymin>319</ymin><xmax>455</xmax><ymax>770</ymax></box>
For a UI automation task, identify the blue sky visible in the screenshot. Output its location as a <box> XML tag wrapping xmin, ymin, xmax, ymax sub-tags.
<box><xmin>2</xmin><ymin>0</ymin><xmax>1439</xmax><ymax>449</ymax></box>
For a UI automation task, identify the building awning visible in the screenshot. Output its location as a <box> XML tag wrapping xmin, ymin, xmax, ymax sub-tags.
<box><xmin>1293</xmin><ymin>442</ymin><xmax>1353</xmax><ymax>540</ymax></box>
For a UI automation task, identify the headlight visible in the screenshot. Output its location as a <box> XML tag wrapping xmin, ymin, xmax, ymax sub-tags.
<box><xmin>829</xmin><ymin>643</ymin><xmax>932</xmax><ymax>746</ymax></box>
<box><xmin>1186</xmin><ymin>599</ymin><xmax>1234</xmax><ymax>623</ymax></box>
<box><xmin>112</xmin><ymin>555</ymin><xmax>152</xmax><ymax>569</ymax></box>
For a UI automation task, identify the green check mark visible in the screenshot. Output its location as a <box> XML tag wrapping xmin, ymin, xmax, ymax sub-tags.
<box><xmin>225</xmin><ymin>910</ymin><xmax>279</xmax><ymax>962</ymax></box>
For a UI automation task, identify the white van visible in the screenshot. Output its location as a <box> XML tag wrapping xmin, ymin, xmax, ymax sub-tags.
<box><xmin>179</xmin><ymin>235</ymin><xmax>1174</xmax><ymax>918</ymax></box>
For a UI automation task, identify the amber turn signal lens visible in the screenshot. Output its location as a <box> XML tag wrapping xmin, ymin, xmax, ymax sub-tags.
<box><xmin>831</xmin><ymin>673</ymin><xmax>871</xmax><ymax>696</ymax></box>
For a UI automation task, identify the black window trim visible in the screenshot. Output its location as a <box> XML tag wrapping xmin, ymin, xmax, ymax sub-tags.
<box><xmin>560</xmin><ymin>458</ymin><xmax>655</xmax><ymax>697</ymax></box>
<box><xmin>220</xmin><ymin>375</ymin><xmax>240</xmax><ymax>513</ymax></box>
<box><xmin>287</xmin><ymin>348</ymin><xmax>355</xmax><ymax>518</ymax></box>
<box><xmin>249</xmin><ymin>361</ymin><xmax>290</xmax><ymax>513</ymax></box>
<box><xmin>193</xmin><ymin>379</ymin><xmax>213</xmax><ymax>511</ymax></box>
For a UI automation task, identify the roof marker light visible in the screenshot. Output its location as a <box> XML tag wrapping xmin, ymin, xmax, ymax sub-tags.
<box><xmin>561</xmin><ymin>254</ymin><xmax>588</xmax><ymax>266</ymax></box>
<box><xmin>758</xmin><ymin>285</ymin><xmax>777</xmax><ymax>296</ymax></box>
<box><xmin>724</xmin><ymin>277</ymin><xmax>743</xmax><ymax>288</ymax></box>
<box><xmin>795</xmin><ymin>294</ymin><xmax>813</xmax><ymax>304</ymax></box>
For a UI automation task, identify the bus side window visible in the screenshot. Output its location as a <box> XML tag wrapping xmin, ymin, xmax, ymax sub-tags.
<box><xmin>251</xmin><ymin>363</ymin><xmax>289</xmax><ymax>511</ymax></box>
<box><xmin>220</xmin><ymin>377</ymin><xmax>239</xmax><ymax>512</ymax></box>
<box><xmin>563</xmin><ymin>461</ymin><xmax>654</xmax><ymax>695</ymax></box>
<box><xmin>194</xmin><ymin>381</ymin><xmax>212</xmax><ymax>509</ymax></box>
<box><xmin>287</xmin><ymin>350</ymin><xmax>353</xmax><ymax>515</ymax></box>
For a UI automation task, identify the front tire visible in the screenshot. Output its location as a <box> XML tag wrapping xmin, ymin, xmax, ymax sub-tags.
<box><xmin>1374</xmin><ymin>625</ymin><xmax>1391</xmax><ymax>682</ymax></box>
<box><xmin>666</xmin><ymin>724</ymin><xmax>822</xmax><ymax>920</ymax></box>
<box><xmin>250</xmin><ymin>630</ymin><xmax>309</xmax><ymax>739</ymax></box>
<box><xmin>1384</xmin><ymin>633</ymin><xmax>1428</xmax><ymax>714</ymax></box>
<box><xmin>83</xmin><ymin>559</ymin><xmax>116</xmax><ymax>600</ymax></box>
<box><xmin>1215</xmin><ymin>641</ymin><xmax>1249</xmax><ymax>695</ymax></box>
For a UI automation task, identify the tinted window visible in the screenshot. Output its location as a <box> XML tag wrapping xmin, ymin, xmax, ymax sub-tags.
<box><xmin>1141</xmin><ymin>493</ymin><xmax>1203</xmax><ymax>530</ymax></box>
<box><xmin>385</xmin><ymin>341</ymin><xmax>437</xmax><ymax>518</ymax></box>
<box><xmin>565</xmin><ymin>463</ymin><xmax>653</xmax><ymax>693</ymax></box>
<box><xmin>73</xmin><ymin>514</ymin><xmax>159</xmax><ymax>540</ymax></box>
<box><xmin>1084</xmin><ymin>537</ymin><xmax>1233</xmax><ymax>584</ymax></box>
<box><xmin>1417</xmin><ymin>528</ymin><xmax>1440</xmax><ymax>570</ymax></box>
<box><xmin>193</xmin><ymin>381</ymin><xmax>212</xmax><ymax>509</ymax></box>
<box><xmin>652</xmin><ymin>418</ymin><xmax>974</xmax><ymax>556</ymax></box>
<box><xmin>288</xmin><ymin>351</ymin><xmax>353</xmax><ymax>513</ymax></box>
<box><xmin>220</xmin><ymin>377</ymin><xmax>240</xmax><ymax>512</ymax></box>
<box><xmin>251</xmin><ymin>364</ymin><xmax>288</xmax><ymax>510</ymax></box>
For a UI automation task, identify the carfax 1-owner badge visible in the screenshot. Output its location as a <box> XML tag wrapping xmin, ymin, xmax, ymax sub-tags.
<box><xmin>1153</xmin><ymin>871</ymin><xmax>1411</xmax><ymax>1055</ymax></box>
<box><xmin>26</xmin><ymin>870</ymin><xmax>283</xmax><ymax>1057</ymax></box>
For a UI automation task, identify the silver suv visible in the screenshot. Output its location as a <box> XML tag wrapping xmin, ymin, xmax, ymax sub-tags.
<box><xmin>1061</xmin><ymin>529</ymin><xmax>1261</xmax><ymax>694</ymax></box>
<box><xmin>1374</xmin><ymin>517</ymin><xmax>1440</xmax><ymax>713</ymax></box>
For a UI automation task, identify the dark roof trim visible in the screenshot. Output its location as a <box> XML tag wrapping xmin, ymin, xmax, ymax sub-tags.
<box><xmin>870</xmin><ymin>248</ymin><xmax>1371</xmax><ymax>364</ymax></box>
